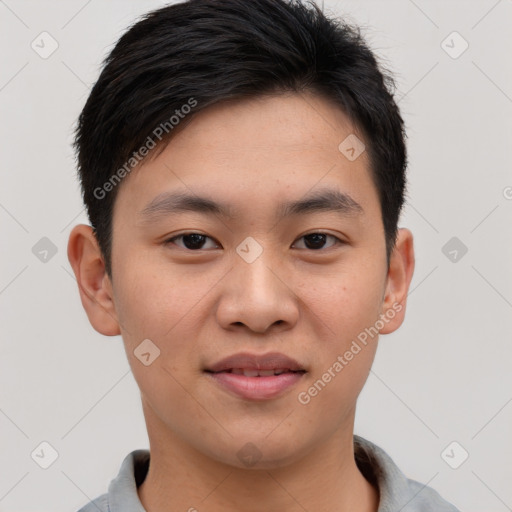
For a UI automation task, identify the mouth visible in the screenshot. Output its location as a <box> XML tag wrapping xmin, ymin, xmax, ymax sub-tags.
<box><xmin>204</xmin><ymin>352</ymin><xmax>307</xmax><ymax>401</ymax></box>
<box><xmin>208</xmin><ymin>368</ymin><xmax>305</xmax><ymax>377</ymax></box>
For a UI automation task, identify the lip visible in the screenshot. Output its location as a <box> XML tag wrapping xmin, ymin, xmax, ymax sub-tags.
<box><xmin>206</xmin><ymin>351</ymin><xmax>305</xmax><ymax>373</ymax></box>
<box><xmin>204</xmin><ymin>351</ymin><xmax>307</xmax><ymax>401</ymax></box>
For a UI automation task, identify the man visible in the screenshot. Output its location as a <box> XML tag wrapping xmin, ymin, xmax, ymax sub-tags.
<box><xmin>68</xmin><ymin>0</ymin><xmax>459</xmax><ymax>510</ymax></box>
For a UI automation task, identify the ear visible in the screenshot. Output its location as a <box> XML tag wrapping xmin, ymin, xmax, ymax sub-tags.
<box><xmin>379</xmin><ymin>228</ymin><xmax>415</xmax><ymax>334</ymax></box>
<box><xmin>67</xmin><ymin>224</ymin><xmax>121</xmax><ymax>336</ymax></box>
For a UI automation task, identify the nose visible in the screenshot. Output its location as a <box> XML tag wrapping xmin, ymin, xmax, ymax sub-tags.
<box><xmin>215</xmin><ymin>250</ymin><xmax>300</xmax><ymax>334</ymax></box>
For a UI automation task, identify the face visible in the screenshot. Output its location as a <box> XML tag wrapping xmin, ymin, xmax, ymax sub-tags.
<box><xmin>70</xmin><ymin>92</ymin><xmax>414</xmax><ymax>469</ymax></box>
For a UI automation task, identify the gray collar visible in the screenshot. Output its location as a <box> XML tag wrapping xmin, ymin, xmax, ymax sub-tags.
<box><xmin>86</xmin><ymin>435</ymin><xmax>459</xmax><ymax>512</ymax></box>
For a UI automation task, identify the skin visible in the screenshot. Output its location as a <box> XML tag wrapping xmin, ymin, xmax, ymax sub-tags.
<box><xmin>68</xmin><ymin>92</ymin><xmax>414</xmax><ymax>512</ymax></box>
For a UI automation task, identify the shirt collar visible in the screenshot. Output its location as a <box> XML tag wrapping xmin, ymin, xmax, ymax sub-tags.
<box><xmin>105</xmin><ymin>436</ymin><xmax>455</xmax><ymax>512</ymax></box>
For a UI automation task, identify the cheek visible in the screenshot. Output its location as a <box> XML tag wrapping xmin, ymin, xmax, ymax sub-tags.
<box><xmin>296</xmin><ymin>294</ymin><xmax>380</xmax><ymax>428</ymax></box>
<box><xmin>111</xmin><ymin>256</ymin><xmax>220</xmax><ymax>389</ymax></box>
<box><xmin>112</xmin><ymin>263</ymin><xmax>198</xmax><ymax>408</ymax></box>
<box><xmin>296</xmin><ymin>260</ymin><xmax>385</xmax><ymax>399</ymax></box>
<box><xmin>113</xmin><ymin>256</ymin><xmax>206</xmax><ymax>341</ymax></box>
<box><xmin>301</xmin><ymin>260</ymin><xmax>386</xmax><ymax>339</ymax></box>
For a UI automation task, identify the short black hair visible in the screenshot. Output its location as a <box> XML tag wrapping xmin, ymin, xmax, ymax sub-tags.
<box><xmin>74</xmin><ymin>0</ymin><xmax>407</xmax><ymax>277</ymax></box>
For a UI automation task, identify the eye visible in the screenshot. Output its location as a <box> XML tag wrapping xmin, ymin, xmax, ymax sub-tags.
<box><xmin>164</xmin><ymin>232</ymin><xmax>220</xmax><ymax>250</ymax></box>
<box><xmin>164</xmin><ymin>231</ymin><xmax>344</xmax><ymax>252</ymax></box>
<box><xmin>292</xmin><ymin>232</ymin><xmax>343</xmax><ymax>250</ymax></box>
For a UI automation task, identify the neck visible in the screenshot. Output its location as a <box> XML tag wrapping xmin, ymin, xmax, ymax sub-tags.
<box><xmin>137</xmin><ymin>404</ymin><xmax>378</xmax><ymax>512</ymax></box>
<box><xmin>138</xmin><ymin>404</ymin><xmax>379</xmax><ymax>512</ymax></box>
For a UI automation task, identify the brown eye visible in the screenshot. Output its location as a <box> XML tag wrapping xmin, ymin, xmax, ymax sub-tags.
<box><xmin>293</xmin><ymin>233</ymin><xmax>341</xmax><ymax>250</ymax></box>
<box><xmin>165</xmin><ymin>233</ymin><xmax>220</xmax><ymax>250</ymax></box>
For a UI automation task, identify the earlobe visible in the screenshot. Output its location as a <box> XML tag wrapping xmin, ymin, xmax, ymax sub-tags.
<box><xmin>379</xmin><ymin>228</ymin><xmax>415</xmax><ymax>335</ymax></box>
<box><xmin>67</xmin><ymin>224</ymin><xmax>121</xmax><ymax>336</ymax></box>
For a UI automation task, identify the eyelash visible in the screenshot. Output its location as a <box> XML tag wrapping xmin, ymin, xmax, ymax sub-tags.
<box><xmin>163</xmin><ymin>231</ymin><xmax>345</xmax><ymax>251</ymax></box>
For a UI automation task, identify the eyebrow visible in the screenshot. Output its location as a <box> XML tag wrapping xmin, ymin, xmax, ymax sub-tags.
<box><xmin>139</xmin><ymin>186</ymin><xmax>363</xmax><ymax>223</ymax></box>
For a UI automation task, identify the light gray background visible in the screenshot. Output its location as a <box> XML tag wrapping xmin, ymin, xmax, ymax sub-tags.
<box><xmin>1</xmin><ymin>0</ymin><xmax>511</xmax><ymax>510</ymax></box>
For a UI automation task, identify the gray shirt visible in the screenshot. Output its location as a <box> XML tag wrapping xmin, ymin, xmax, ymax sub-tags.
<box><xmin>77</xmin><ymin>435</ymin><xmax>459</xmax><ymax>511</ymax></box>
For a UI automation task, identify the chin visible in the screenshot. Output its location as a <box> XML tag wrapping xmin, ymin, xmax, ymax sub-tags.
<box><xmin>202</xmin><ymin>433</ymin><xmax>311</xmax><ymax>471</ymax></box>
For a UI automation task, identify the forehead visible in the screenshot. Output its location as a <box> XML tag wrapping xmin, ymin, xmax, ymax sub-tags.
<box><xmin>113</xmin><ymin>92</ymin><xmax>379</xmax><ymax>223</ymax></box>
<box><xmin>166</xmin><ymin>92</ymin><xmax>358</xmax><ymax>153</ymax></box>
